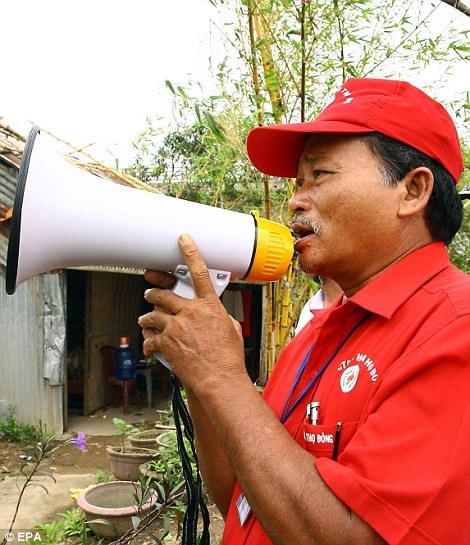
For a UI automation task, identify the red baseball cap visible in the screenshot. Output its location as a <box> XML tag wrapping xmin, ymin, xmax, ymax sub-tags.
<box><xmin>247</xmin><ymin>78</ymin><xmax>463</xmax><ymax>184</ymax></box>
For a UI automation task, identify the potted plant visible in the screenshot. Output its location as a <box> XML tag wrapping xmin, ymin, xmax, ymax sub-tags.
<box><xmin>154</xmin><ymin>409</ymin><xmax>177</xmax><ymax>432</ymax></box>
<box><xmin>77</xmin><ymin>480</ymin><xmax>158</xmax><ymax>538</ymax></box>
<box><xmin>156</xmin><ymin>429</ymin><xmax>178</xmax><ymax>448</ymax></box>
<box><xmin>107</xmin><ymin>418</ymin><xmax>158</xmax><ymax>481</ymax></box>
<box><xmin>129</xmin><ymin>429</ymin><xmax>160</xmax><ymax>449</ymax></box>
<box><xmin>129</xmin><ymin>409</ymin><xmax>177</xmax><ymax>449</ymax></box>
<box><xmin>140</xmin><ymin>430</ymin><xmax>192</xmax><ymax>496</ymax></box>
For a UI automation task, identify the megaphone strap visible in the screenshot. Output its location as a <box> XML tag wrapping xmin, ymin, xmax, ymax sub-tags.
<box><xmin>171</xmin><ymin>375</ymin><xmax>211</xmax><ymax>545</ymax></box>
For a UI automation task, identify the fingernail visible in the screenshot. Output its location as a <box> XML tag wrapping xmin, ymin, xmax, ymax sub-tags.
<box><xmin>180</xmin><ymin>233</ymin><xmax>192</xmax><ymax>244</ymax></box>
<box><xmin>144</xmin><ymin>289</ymin><xmax>151</xmax><ymax>299</ymax></box>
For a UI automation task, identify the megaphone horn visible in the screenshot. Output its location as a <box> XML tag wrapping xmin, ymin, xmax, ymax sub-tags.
<box><xmin>6</xmin><ymin>126</ymin><xmax>294</xmax><ymax>297</ymax></box>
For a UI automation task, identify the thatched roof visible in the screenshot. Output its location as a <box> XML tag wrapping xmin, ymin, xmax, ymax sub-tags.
<box><xmin>0</xmin><ymin>121</ymin><xmax>160</xmax><ymax>222</ymax></box>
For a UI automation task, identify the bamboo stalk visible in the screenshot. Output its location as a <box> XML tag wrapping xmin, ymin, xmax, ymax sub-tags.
<box><xmin>252</xmin><ymin>9</ymin><xmax>283</xmax><ymax>122</ymax></box>
<box><xmin>246</xmin><ymin>0</ymin><xmax>310</xmax><ymax>376</ymax></box>
<box><xmin>279</xmin><ymin>275</ymin><xmax>312</xmax><ymax>349</ymax></box>
<box><xmin>276</xmin><ymin>270</ymin><xmax>292</xmax><ymax>356</ymax></box>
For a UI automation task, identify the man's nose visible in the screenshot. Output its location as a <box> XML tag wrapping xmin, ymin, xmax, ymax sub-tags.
<box><xmin>289</xmin><ymin>187</ymin><xmax>309</xmax><ymax>213</ymax></box>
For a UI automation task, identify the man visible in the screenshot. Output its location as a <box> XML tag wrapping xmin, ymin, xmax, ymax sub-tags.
<box><xmin>138</xmin><ymin>78</ymin><xmax>470</xmax><ymax>545</ymax></box>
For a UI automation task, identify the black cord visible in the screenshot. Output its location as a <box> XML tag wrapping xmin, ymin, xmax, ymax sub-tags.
<box><xmin>171</xmin><ymin>374</ymin><xmax>211</xmax><ymax>545</ymax></box>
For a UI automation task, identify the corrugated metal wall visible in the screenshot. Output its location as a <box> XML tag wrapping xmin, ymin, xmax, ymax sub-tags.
<box><xmin>0</xmin><ymin>272</ymin><xmax>64</xmax><ymax>432</ymax></box>
<box><xmin>0</xmin><ymin>159</ymin><xmax>17</xmax><ymax>266</ymax></box>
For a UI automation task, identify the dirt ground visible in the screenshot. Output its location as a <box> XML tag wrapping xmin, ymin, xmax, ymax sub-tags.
<box><xmin>0</xmin><ymin>435</ymin><xmax>120</xmax><ymax>476</ymax></box>
<box><xmin>0</xmin><ymin>436</ymin><xmax>225</xmax><ymax>544</ymax></box>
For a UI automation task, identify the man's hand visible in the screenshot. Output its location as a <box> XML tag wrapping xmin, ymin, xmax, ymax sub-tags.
<box><xmin>138</xmin><ymin>233</ymin><xmax>245</xmax><ymax>393</ymax></box>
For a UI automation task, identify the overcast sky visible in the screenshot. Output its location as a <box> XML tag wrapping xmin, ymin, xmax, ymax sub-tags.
<box><xmin>1</xmin><ymin>0</ymin><xmax>224</xmax><ymax>163</ymax></box>
<box><xmin>1</xmin><ymin>1</ymin><xmax>468</xmax><ymax>167</ymax></box>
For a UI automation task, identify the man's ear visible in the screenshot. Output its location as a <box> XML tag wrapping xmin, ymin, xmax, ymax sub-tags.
<box><xmin>398</xmin><ymin>167</ymin><xmax>434</xmax><ymax>218</ymax></box>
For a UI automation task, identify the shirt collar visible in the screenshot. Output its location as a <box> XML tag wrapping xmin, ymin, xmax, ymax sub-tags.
<box><xmin>347</xmin><ymin>242</ymin><xmax>451</xmax><ymax>319</ymax></box>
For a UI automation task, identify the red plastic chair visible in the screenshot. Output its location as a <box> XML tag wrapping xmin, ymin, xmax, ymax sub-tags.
<box><xmin>100</xmin><ymin>345</ymin><xmax>141</xmax><ymax>415</ymax></box>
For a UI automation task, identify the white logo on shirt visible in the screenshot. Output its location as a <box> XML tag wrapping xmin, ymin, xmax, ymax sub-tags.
<box><xmin>340</xmin><ymin>364</ymin><xmax>360</xmax><ymax>393</ymax></box>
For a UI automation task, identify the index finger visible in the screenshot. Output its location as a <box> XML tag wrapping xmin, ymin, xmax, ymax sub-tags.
<box><xmin>179</xmin><ymin>233</ymin><xmax>218</xmax><ymax>299</ymax></box>
<box><xmin>144</xmin><ymin>269</ymin><xmax>176</xmax><ymax>289</ymax></box>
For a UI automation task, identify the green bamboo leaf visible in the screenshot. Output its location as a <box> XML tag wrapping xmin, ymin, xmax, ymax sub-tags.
<box><xmin>194</xmin><ymin>103</ymin><xmax>202</xmax><ymax>123</ymax></box>
<box><xmin>165</xmin><ymin>80</ymin><xmax>176</xmax><ymax>95</ymax></box>
<box><xmin>177</xmin><ymin>86</ymin><xmax>189</xmax><ymax>100</ymax></box>
<box><xmin>203</xmin><ymin>111</ymin><xmax>226</xmax><ymax>143</ymax></box>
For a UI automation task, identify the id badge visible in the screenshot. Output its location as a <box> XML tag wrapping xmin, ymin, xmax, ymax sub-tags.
<box><xmin>236</xmin><ymin>492</ymin><xmax>251</xmax><ymax>526</ymax></box>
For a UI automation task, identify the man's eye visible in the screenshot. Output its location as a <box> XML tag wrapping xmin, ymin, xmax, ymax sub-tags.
<box><xmin>313</xmin><ymin>170</ymin><xmax>327</xmax><ymax>177</ymax></box>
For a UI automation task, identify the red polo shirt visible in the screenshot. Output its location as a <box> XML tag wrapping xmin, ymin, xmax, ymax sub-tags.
<box><xmin>221</xmin><ymin>242</ymin><xmax>470</xmax><ymax>545</ymax></box>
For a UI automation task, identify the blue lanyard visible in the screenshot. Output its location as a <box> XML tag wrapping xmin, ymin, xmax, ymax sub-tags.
<box><xmin>279</xmin><ymin>313</ymin><xmax>369</xmax><ymax>424</ymax></box>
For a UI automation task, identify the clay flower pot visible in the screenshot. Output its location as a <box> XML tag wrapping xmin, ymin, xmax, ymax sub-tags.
<box><xmin>129</xmin><ymin>429</ymin><xmax>168</xmax><ymax>449</ymax></box>
<box><xmin>107</xmin><ymin>445</ymin><xmax>157</xmax><ymax>481</ymax></box>
<box><xmin>156</xmin><ymin>430</ymin><xmax>177</xmax><ymax>448</ymax></box>
<box><xmin>77</xmin><ymin>481</ymin><xmax>158</xmax><ymax>538</ymax></box>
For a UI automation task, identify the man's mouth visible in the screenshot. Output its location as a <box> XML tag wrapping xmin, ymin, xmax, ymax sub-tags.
<box><xmin>291</xmin><ymin>225</ymin><xmax>317</xmax><ymax>240</ymax></box>
<box><xmin>289</xmin><ymin>214</ymin><xmax>321</xmax><ymax>245</ymax></box>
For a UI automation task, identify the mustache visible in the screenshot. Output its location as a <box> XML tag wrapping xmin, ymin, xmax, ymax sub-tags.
<box><xmin>288</xmin><ymin>213</ymin><xmax>322</xmax><ymax>237</ymax></box>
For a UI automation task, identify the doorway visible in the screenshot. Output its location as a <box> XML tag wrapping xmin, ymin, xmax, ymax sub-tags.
<box><xmin>65</xmin><ymin>272</ymin><xmax>264</xmax><ymax>421</ymax></box>
<box><xmin>66</xmin><ymin>269</ymin><xmax>145</xmax><ymax>417</ymax></box>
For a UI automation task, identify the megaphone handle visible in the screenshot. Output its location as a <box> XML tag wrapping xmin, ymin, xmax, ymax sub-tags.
<box><xmin>152</xmin><ymin>265</ymin><xmax>231</xmax><ymax>370</ymax></box>
<box><xmin>171</xmin><ymin>265</ymin><xmax>231</xmax><ymax>298</ymax></box>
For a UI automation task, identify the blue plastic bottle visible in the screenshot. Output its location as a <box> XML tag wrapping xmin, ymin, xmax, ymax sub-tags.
<box><xmin>115</xmin><ymin>337</ymin><xmax>137</xmax><ymax>380</ymax></box>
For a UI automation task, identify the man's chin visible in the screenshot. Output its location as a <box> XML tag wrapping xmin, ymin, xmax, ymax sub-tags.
<box><xmin>297</xmin><ymin>256</ymin><xmax>319</xmax><ymax>277</ymax></box>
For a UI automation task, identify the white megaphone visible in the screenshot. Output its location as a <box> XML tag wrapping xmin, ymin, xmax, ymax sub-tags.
<box><xmin>6</xmin><ymin>126</ymin><xmax>294</xmax><ymax>301</ymax></box>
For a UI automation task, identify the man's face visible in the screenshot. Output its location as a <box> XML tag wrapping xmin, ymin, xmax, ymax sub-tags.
<box><xmin>289</xmin><ymin>133</ymin><xmax>403</xmax><ymax>290</ymax></box>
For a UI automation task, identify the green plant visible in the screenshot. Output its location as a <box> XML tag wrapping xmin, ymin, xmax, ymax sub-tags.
<box><xmin>112</xmin><ymin>418</ymin><xmax>140</xmax><ymax>453</ymax></box>
<box><xmin>131</xmin><ymin>0</ymin><xmax>469</xmax><ymax>377</ymax></box>
<box><xmin>147</xmin><ymin>432</ymin><xmax>193</xmax><ymax>495</ymax></box>
<box><xmin>449</xmin><ymin>147</ymin><xmax>470</xmax><ymax>274</ymax></box>
<box><xmin>2</xmin><ymin>422</ymin><xmax>59</xmax><ymax>545</ymax></box>
<box><xmin>1</xmin><ymin>421</ymin><xmax>86</xmax><ymax>545</ymax></box>
<box><xmin>132</xmin><ymin>475</ymin><xmax>159</xmax><ymax>516</ymax></box>
<box><xmin>154</xmin><ymin>409</ymin><xmax>175</xmax><ymax>427</ymax></box>
<box><xmin>113</xmin><ymin>475</ymin><xmax>186</xmax><ymax>545</ymax></box>
<box><xmin>0</xmin><ymin>412</ymin><xmax>37</xmax><ymax>442</ymax></box>
<box><xmin>449</xmin><ymin>229</ymin><xmax>470</xmax><ymax>274</ymax></box>
<box><xmin>75</xmin><ymin>476</ymin><xmax>185</xmax><ymax>545</ymax></box>
<box><xmin>94</xmin><ymin>469</ymin><xmax>112</xmax><ymax>483</ymax></box>
<box><xmin>35</xmin><ymin>506</ymin><xmax>94</xmax><ymax>544</ymax></box>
